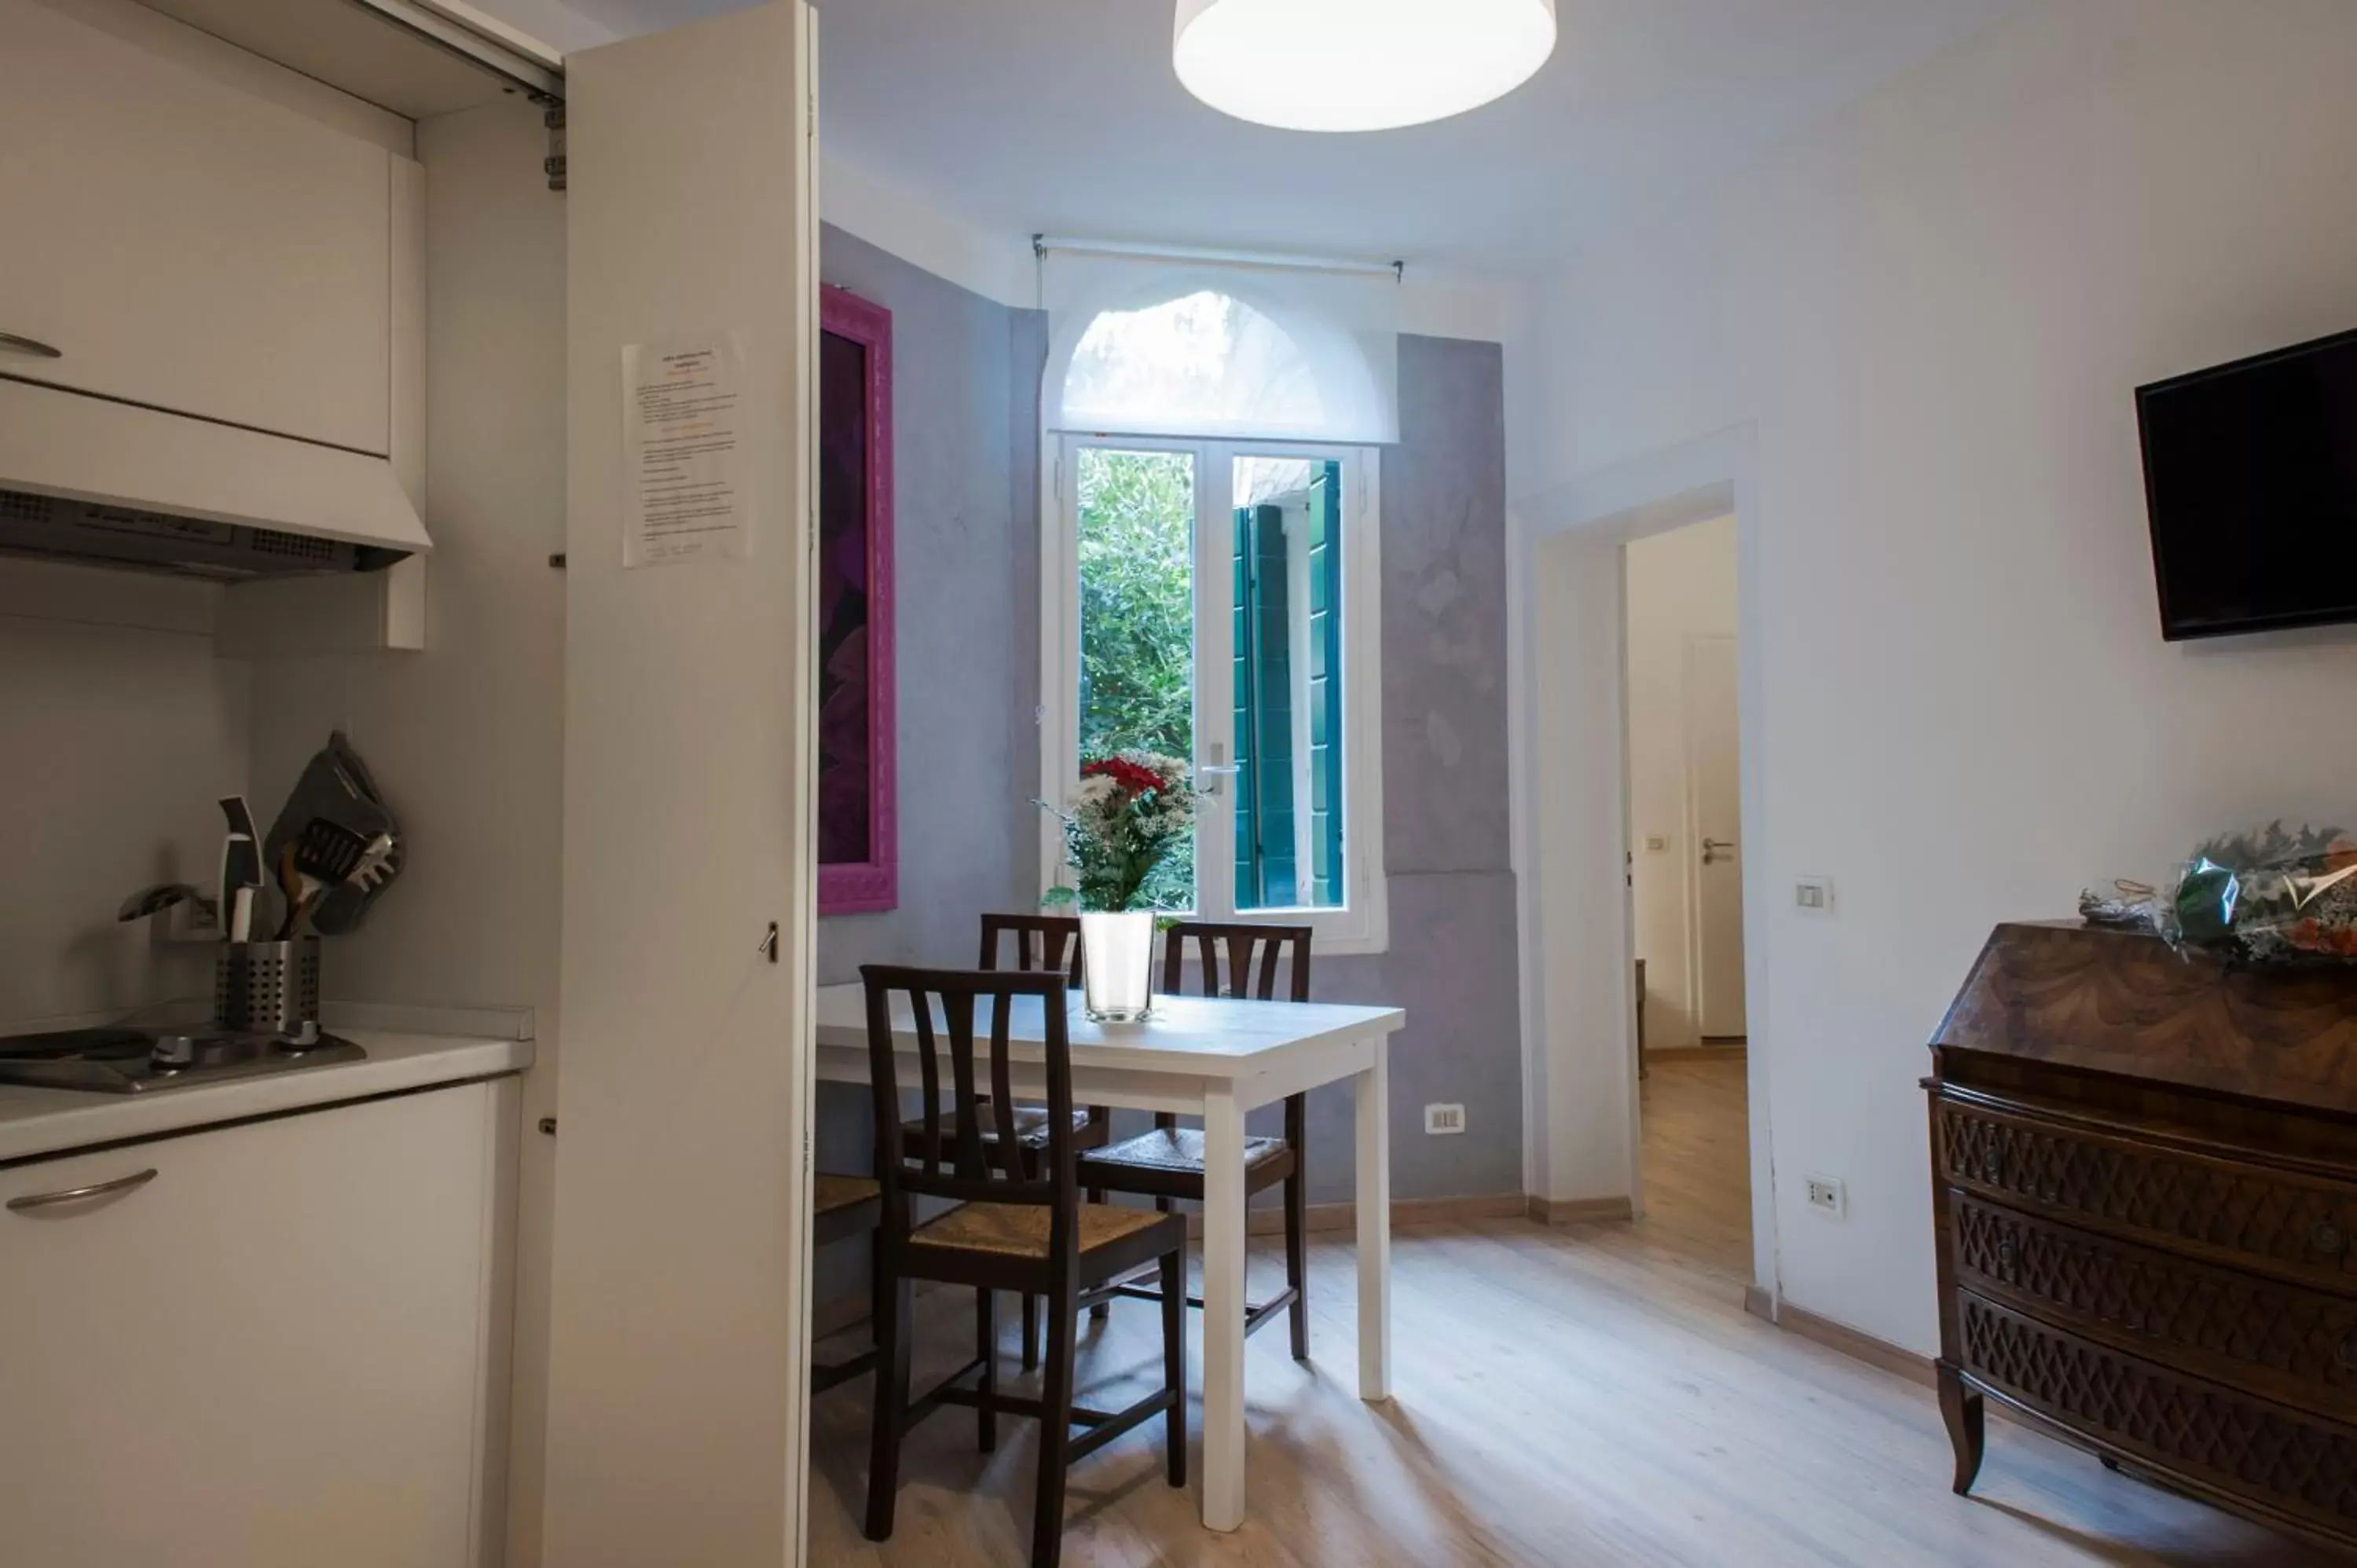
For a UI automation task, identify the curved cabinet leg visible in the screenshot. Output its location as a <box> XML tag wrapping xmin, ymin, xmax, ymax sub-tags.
<box><xmin>1937</xmin><ymin>1362</ymin><xmax>1986</xmax><ymax>1496</ymax></box>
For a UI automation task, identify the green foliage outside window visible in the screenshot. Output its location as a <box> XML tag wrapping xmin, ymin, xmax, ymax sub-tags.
<box><xmin>1076</xmin><ymin>449</ymin><xmax>1196</xmax><ymax>907</ymax></box>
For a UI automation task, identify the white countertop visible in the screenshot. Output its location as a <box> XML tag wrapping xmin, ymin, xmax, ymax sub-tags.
<box><xmin>0</xmin><ymin>1027</ymin><xmax>535</xmax><ymax>1165</ymax></box>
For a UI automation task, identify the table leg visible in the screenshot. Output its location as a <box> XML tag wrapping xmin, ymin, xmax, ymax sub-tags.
<box><xmin>1200</xmin><ymin>1084</ymin><xmax>1247</xmax><ymax>1532</ymax></box>
<box><xmin>1354</xmin><ymin>1037</ymin><xmax>1391</xmax><ymax>1402</ymax></box>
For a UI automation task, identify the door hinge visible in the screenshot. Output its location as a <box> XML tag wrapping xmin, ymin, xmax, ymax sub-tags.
<box><xmin>539</xmin><ymin>98</ymin><xmax>567</xmax><ymax>193</ymax></box>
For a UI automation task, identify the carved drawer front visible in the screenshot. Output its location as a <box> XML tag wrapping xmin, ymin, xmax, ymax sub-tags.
<box><xmin>1959</xmin><ymin>1292</ymin><xmax>2357</xmax><ymax>1536</ymax></box>
<box><xmin>1954</xmin><ymin>1194</ymin><xmax>2357</xmax><ymax>1421</ymax></box>
<box><xmin>1938</xmin><ymin>1097</ymin><xmax>2357</xmax><ymax>1294</ymax></box>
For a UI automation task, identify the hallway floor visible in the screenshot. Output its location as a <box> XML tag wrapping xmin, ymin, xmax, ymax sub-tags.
<box><xmin>1638</xmin><ymin>1051</ymin><xmax>1753</xmax><ymax>1280</ymax></box>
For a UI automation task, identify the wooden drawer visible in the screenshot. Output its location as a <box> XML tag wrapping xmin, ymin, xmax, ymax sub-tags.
<box><xmin>1937</xmin><ymin>1095</ymin><xmax>2357</xmax><ymax>1294</ymax></box>
<box><xmin>1958</xmin><ymin>1291</ymin><xmax>2357</xmax><ymax>1538</ymax></box>
<box><xmin>1952</xmin><ymin>1192</ymin><xmax>2357</xmax><ymax>1421</ymax></box>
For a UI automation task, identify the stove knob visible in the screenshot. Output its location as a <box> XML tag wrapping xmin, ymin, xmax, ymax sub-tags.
<box><xmin>151</xmin><ymin>1034</ymin><xmax>197</xmax><ymax>1069</ymax></box>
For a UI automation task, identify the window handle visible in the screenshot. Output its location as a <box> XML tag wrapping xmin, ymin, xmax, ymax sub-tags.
<box><xmin>1197</xmin><ymin>744</ymin><xmax>1241</xmax><ymax>797</ymax></box>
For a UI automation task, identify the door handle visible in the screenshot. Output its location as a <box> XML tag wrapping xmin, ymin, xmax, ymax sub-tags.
<box><xmin>1702</xmin><ymin>837</ymin><xmax>1738</xmax><ymax>866</ymax></box>
<box><xmin>7</xmin><ymin>1167</ymin><xmax>157</xmax><ymax>1214</ymax></box>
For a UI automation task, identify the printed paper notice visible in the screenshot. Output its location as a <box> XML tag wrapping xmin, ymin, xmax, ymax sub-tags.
<box><xmin>621</xmin><ymin>334</ymin><xmax>751</xmax><ymax>567</ymax></box>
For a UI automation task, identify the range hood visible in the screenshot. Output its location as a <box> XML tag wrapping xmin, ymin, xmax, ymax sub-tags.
<box><xmin>0</xmin><ymin>377</ymin><xmax>432</xmax><ymax>581</ymax></box>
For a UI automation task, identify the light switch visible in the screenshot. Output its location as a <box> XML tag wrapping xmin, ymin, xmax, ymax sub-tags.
<box><xmin>1644</xmin><ymin>835</ymin><xmax>1669</xmax><ymax>853</ymax></box>
<box><xmin>1794</xmin><ymin>876</ymin><xmax>1835</xmax><ymax>916</ymax></box>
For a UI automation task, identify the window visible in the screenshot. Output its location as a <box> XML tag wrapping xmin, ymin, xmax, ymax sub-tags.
<box><xmin>1047</xmin><ymin>433</ymin><xmax>1387</xmax><ymax>952</ymax></box>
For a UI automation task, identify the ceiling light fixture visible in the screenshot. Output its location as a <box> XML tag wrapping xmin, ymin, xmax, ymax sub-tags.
<box><xmin>1173</xmin><ymin>0</ymin><xmax>1556</xmax><ymax>134</ymax></box>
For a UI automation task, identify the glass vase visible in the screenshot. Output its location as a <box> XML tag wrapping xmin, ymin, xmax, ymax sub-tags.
<box><xmin>1080</xmin><ymin>910</ymin><xmax>1156</xmax><ymax>1023</ymax></box>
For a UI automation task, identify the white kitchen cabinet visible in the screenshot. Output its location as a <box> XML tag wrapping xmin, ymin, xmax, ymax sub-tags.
<box><xmin>0</xmin><ymin>1080</ymin><xmax>515</xmax><ymax>1568</ymax></box>
<box><xmin>0</xmin><ymin>0</ymin><xmax>405</xmax><ymax>456</ymax></box>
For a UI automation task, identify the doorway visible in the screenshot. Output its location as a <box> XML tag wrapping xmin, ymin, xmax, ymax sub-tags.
<box><xmin>1622</xmin><ymin>515</ymin><xmax>1751</xmax><ymax>1277</ymax></box>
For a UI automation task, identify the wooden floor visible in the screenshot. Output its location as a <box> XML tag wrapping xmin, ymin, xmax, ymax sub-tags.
<box><xmin>1637</xmin><ymin>1052</ymin><xmax>1753</xmax><ymax>1277</ymax></box>
<box><xmin>808</xmin><ymin>1061</ymin><xmax>2333</xmax><ymax>1566</ymax></box>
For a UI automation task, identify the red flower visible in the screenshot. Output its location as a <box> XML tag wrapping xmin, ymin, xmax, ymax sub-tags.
<box><xmin>1083</xmin><ymin>757</ymin><xmax>1168</xmax><ymax>800</ymax></box>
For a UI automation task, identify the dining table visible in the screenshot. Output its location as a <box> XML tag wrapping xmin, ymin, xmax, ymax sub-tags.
<box><xmin>812</xmin><ymin>981</ymin><xmax>1407</xmax><ymax>1533</ymax></box>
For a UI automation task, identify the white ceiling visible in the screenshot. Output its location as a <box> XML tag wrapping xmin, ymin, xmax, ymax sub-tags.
<box><xmin>499</xmin><ymin>0</ymin><xmax>2033</xmax><ymax>272</ymax></box>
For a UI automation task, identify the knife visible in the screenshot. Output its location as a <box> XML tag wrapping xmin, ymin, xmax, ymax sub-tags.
<box><xmin>218</xmin><ymin>796</ymin><xmax>263</xmax><ymax>943</ymax></box>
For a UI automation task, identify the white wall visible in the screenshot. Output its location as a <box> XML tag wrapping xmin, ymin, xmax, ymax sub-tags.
<box><xmin>1519</xmin><ymin>0</ymin><xmax>2357</xmax><ymax>1354</ymax></box>
<box><xmin>245</xmin><ymin>98</ymin><xmax>568</xmax><ymax>1565</ymax></box>
<box><xmin>1623</xmin><ymin>516</ymin><xmax>1738</xmax><ymax>1048</ymax></box>
<box><xmin>0</xmin><ymin>563</ymin><xmax>248</xmax><ymax>1025</ymax></box>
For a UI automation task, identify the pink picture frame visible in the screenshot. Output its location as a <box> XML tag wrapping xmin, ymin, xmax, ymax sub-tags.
<box><xmin>816</xmin><ymin>285</ymin><xmax>897</xmax><ymax>914</ymax></box>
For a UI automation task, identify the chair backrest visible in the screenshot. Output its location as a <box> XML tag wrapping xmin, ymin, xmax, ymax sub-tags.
<box><xmin>1159</xmin><ymin>921</ymin><xmax>1314</xmax><ymax>1003</ymax></box>
<box><xmin>977</xmin><ymin>912</ymin><xmax>1084</xmax><ymax>986</ymax></box>
<box><xmin>860</xmin><ymin>965</ymin><xmax>1076</xmax><ymax>1228</ymax></box>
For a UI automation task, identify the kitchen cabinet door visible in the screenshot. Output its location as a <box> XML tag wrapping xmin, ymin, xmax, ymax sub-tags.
<box><xmin>0</xmin><ymin>0</ymin><xmax>395</xmax><ymax>454</ymax></box>
<box><xmin>0</xmin><ymin>1083</ymin><xmax>506</xmax><ymax>1568</ymax></box>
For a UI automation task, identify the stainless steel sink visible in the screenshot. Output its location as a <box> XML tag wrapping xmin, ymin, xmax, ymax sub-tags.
<box><xmin>0</xmin><ymin>1027</ymin><xmax>365</xmax><ymax>1094</ymax></box>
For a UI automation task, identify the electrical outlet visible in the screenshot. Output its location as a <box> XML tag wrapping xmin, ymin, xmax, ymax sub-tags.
<box><xmin>1424</xmin><ymin>1103</ymin><xmax>1465</xmax><ymax>1136</ymax></box>
<box><xmin>1804</xmin><ymin>1174</ymin><xmax>1846</xmax><ymax>1218</ymax></box>
<box><xmin>1794</xmin><ymin>875</ymin><xmax>1835</xmax><ymax>917</ymax></box>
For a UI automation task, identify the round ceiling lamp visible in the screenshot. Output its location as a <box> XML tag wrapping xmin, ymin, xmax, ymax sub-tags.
<box><xmin>1173</xmin><ymin>0</ymin><xmax>1557</xmax><ymax>134</ymax></box>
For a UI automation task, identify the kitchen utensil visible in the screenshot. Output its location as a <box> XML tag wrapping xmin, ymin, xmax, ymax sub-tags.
<box><xmin>263</xmin><ymin>732</ymin><xmax>402</xmax><ymax>936</ymax></box>
<box><xmin>117</xmin><ymin>884</ymin><xmax>211</xmax><ymax>923</ymax></box>
<box><xmin>218</xmin><ymin>796</ymin><xmax>263</xmax><ymax>943</ymax></box>
<box><xmin>273</xmin><ymin>819</ymin><xmax>376</xmax><ymax>940</ymax></box>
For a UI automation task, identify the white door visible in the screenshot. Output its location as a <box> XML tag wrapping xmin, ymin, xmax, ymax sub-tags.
<box><xmin>0</xmin><ymin>0</ymin><xmax>395</xmax><ymax>452</ymax></box>
<box><xmin>545</xmin><ymin>5</ymin><xmax>819</xmax><ymax>1566</ymax></box>
<box><xmin>0</xmin><ymin>1085</ymin><xmax>502</xmax><ymax>1568</ymax></box>
<box><xmin>1684</xmin><ymin>634</ymin><xmax>1747</xmax><ymax>1038</ymax></box>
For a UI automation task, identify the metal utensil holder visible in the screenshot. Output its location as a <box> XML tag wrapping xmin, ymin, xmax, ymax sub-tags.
<box><xmin>215</xmin><ymin>937</ymin><xmax>321</xmax><ymax>1037</ymax></box>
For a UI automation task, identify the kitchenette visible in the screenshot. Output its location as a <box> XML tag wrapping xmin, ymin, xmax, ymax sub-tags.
<box><xmin>2</xmin><ymin>0</ymin><xmax>823</xmax><ymax>1561</ymax></box>
<box><xmin>0</xmin><ymin>1</ymin><xmax>567</xmax><ymax>1563</ymax></box>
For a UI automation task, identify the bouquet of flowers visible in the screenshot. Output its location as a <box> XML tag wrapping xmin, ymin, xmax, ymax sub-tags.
<box><xmin>2083</xmin><ymin>821</ymin><xmax>2357</xmax><ymax>963</ymax></box>
<box><xmin>1039</xmin><ymin>753</ymin><xmax>1196</xmax><ymax>913</ymax></box>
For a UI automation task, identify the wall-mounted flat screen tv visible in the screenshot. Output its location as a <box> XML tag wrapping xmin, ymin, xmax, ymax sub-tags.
<box><xmin>2137</xmin><ymin>325</ymin><xmax>2357</xmax><ymax>640</ymax></box>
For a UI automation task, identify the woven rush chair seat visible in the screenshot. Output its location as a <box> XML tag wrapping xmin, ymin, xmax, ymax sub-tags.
<box><xmin>1080</xmin><ymin>1127</ymin><xmax>1292</xmax><ymax>1189</ymax></box>
<box><xmin>900</xmin><ymin>1104</ymin><xmax>1092</xmax><ymax>1150</ymax></box>
<box><xmin>911</xmin><ymin>1199</ymin><xmax>1169</xmax><ymax>1260</ymax></box>
<box><xmin>811</xmin><ymin>1173</ymin><xmax>883</xmax><ymax>1394</ymax></box>
<box><xmin>815</xmin><ymin>1172</ymin><xmax>881</xmax><ymax>1216</ymax></box>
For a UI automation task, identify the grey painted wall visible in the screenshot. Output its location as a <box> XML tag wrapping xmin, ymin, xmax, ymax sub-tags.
<box><xmin>1300</xmin><ymin>335</ymin><xmax>1520</xmax><ymax>1203</ymax></box>
<box><xmin>807</xmin><ymin>246</ymin><xmax>1518</xmax><ymax>1208</ymax></box>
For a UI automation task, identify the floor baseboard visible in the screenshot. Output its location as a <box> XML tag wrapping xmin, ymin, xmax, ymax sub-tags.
<box><xmin>1747</xmin><ymin>1287</ymin><xmax>1935</xmax><ymax>1388</ymax></box>
<box><xmin>1525</xmin><ymin>1194</ymin><xmax>1637</xmax><ymax>1225</ymax></box>
<box><xmin>1644</xmin><ymin>1044</ymin><xmax>1747</xmax><ymax>1063</ymax></box>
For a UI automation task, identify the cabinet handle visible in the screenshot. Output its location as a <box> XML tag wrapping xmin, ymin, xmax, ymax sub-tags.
<box><xmin>0</xmin><ymin>331</ymin><xmax>62</xmax><ymax>360</ymax></box>
<box><xmin>5</xmin><ymin>1167</ymin><xmax>157</xmax><ymax>1213</ymax></box>
<box><xmin>1981</xmin><ymin>1145</ymin><xmax>2004</xmax><ymax>1180</ymax></box>
<box><xmin>2339</xmin><ymin>1332</ymin><xmax>2357</xmax><ymax>1373</ymax></box>
<box><xmin>2315</xmin><ymin>1222</ymin><xmax>2348</xmax><ymax>1259</ymax></box>
<box><xmin>1996</xmin><ymin>1237</ymin><xmax>2020</xmax><ymax>1281</ymax></box>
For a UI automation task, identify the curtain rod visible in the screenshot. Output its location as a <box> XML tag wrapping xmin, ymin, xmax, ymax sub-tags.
<box><xmin>1032</xmin><ymin>234</ymin><xmax>1404</xmax><ymax>282</ymax></box>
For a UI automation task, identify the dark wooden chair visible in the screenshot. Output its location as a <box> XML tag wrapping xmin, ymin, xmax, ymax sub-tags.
<box><xmin>810</xmin><ymin>1173</ymin><xmax>882</xmax><ymax>1394</ymax></box>
<box><xmin>908</xmin><ymin>914</ymin><xmax>1114</xmax><ymax>1369</ymax></box>
<box><xmin>1078</xmin><ymin>921</ymin><xmax>1314</xmax><ymax>1360</ymax></box>
<box><xmin>860</xmin><ymin>965</ymin><xmax>1186</xmax><ymax>1568</ymax></box>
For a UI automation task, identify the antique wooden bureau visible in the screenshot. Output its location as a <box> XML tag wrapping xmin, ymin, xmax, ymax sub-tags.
<box><xmin>1926</xmin><ymin>922</ymin><xmax>2357</xmax><ymax>1554</ymax></box>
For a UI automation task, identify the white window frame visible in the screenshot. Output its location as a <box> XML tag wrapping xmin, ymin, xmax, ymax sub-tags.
<box><xmin>1039</xmin><ymin>433</ymin><xmax>1388</xmax><ymax>955</ymax></box>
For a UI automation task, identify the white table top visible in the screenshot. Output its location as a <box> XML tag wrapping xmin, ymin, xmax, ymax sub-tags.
<box><xmin>812</xmin><ymin>981</ymin><xmax>1403</xmax><ymax>1079</ymax></box>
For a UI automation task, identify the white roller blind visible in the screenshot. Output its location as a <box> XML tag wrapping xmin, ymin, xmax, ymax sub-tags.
<box><xmin>1043</xmin><ymin>250</ymin><xmax>1399</xmax><ymax>445</ymax></box>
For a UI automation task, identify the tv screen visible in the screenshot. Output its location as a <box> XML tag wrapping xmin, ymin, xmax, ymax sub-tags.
<box><xmin>2137</xmin><ymin>326</ymin><xmax>2357</xmax><ymax>640</ymax></box>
